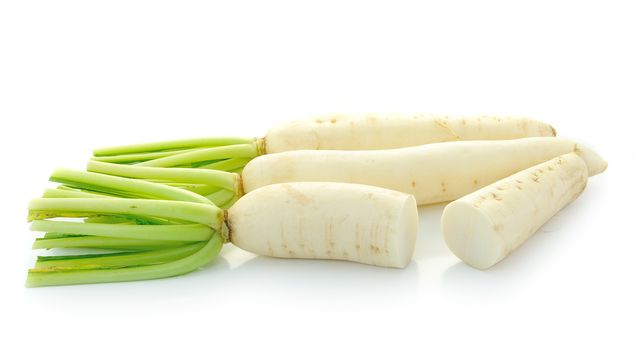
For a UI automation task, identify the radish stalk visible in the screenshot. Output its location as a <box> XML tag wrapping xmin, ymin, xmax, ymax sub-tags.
<box><xmin>50</xmin><ymin>168</ymin><xmax>215</xmax><ymax>204</ymax></box>
<box><xmin>93</xmin><ymin>137</ymin><xmax>255</xmax><ymax>158</ymax></box>
<box><xmin>32</xmin><ymin>236</ymin><xmax>194</xmax><ymax>250</ymax></box>
<box><xmin>29</xmin><ymin>198</ymin><xmax>222</xmax><ymax>228</ymax></box>
<box><xmin>85</xmin><ymin>161</ymin><xmax>241</xmax><ymax>207</ymax></box>
<box><xmin>30</xmin><ymin>221</ymin><xmax>215</xmax><ymax>241</ymax></box>
<box><xmin>27</xmin><ymin>235</ymin><xmax>224</xmax><ymax>287</ymax></box>
<box><xmin>27</xmin><ymin>171</ymin><xmax>418</xmax><ymax>287</ymax></box>
<box><xmin>33</xmin><ymin>243</ymin><xmax>206</xmax><ymax>270</ymax></box>
<box><xmin>441</xmin><ymin>153</ymin><xmax>590</xmax><ymax>269</ymax></box>
<box><xmin>91</xmin><ymin>114</ymin><xmax>556</xmax><ymax>168</ymax></box>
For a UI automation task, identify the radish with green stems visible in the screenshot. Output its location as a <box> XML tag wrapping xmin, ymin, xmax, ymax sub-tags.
<box><xmin>441</xmin><ymin>153</ymin><xmax>595</xmax><ymax>269</ymax></box>
<box><xmin>88</xmin><ymin>137</ymin><xmax>606</xmax><ymax>207</ymax></box>
<box><xmin>91</xmin><ymin>114</ymin><xmax>556</xmax><ymax>169</ymax></box>
<box><xmin>27</xmin><ymin>170</ymin><xmax>418</xmax><ymax>287</ymax></box>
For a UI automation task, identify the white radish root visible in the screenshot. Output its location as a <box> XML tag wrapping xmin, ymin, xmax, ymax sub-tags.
<box><xmin>442</xmin><ymin>153</ymin><xmax>591</xmax><ymax>269</ymax></box>
<box><xmin>227</xmin><ymin>182</ymin><xmax>419</xmax><ymax>268</ymax></box>
<box><xmin>242</xmin><ymin>137</ymin><xmax>607</xmax><ymax>205</ymax></box>
<box><xmin>264</xmin><ymin>113</ymin><xmax>556</xmax><ymax>153</ymax></box>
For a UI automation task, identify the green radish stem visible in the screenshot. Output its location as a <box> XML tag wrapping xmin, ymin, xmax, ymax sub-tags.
<box><xmin>34</xmin><ymin>243</ymin><xmax>206</xmax><ymax>270</ymax></box>
<box><xmin>136</xmin><ymin>143</ymin><xmax>260</xmax><ymax>167</ymax></box>
<box><xmin>27</xmin><ymin>170</ymin><xmax>227</xmax><ymax>287</ymax></box>
<box><xmin>91</xmin><ymin>148</ymin><xmax>206</xmax><ymax>164</ymax></box>
<box><xmin>85</xmin><ymin>160</ymin><xmax>241</xmax><ymax>207</ymax></box>
<box><xmin>205</xmin><ymin>189</ymin><xmax>236</xmax><ymax>208</ymax></box>
<box><xmin>29</xmin><ymin>198</ymin><xmax>222</xmax><ymax>228</ymax></box>
<box><xmin>26</xmin><ymin>233</ymin><xmax>224</xmax><ymax>287</ymax></box>
<box><xmin>51</xmin><ymin>168</ymin><xmax>212</xmax><ymax>204</ymax></box>
<box><xmin>43</xmin><ymin>188</ymin><xmax>112</xmax><ymax>199</ymax></box>
<box><xmin>94</xmin><ymin>137</ymin><xmax>255</xmax><ymax>157</ymax></box>
<box><xmin>87</xmin><ymin>161</ymin><xmax>238</xmax><ymax>191</ymax></box>
<box><xmin>32</xmin><ymin>236</ymin><xmax>193</xmax><ymax>250</ymax></box>
<box><xmin>30</xmin><ymin>220</ymin><xmax>214</xmax><ymax>241</ymax></box>
<box><xmin>199</xmin><ymin>157</ymin><xmax>252</xmax><ymax>171</ymax></box>
<box><xmin>92</xmin><ymin>139</ymin><xmax>261</xmax><ymax>171</ymax></box>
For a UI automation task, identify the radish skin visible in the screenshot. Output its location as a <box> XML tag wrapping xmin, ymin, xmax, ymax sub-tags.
<box><xmin>441</xmin><ymin>153</ymin><xmax>589</xmax><ymax>269</ymax></box>
<box><xmin>227</xmin><ymin>182</ymin><xmax>418</xmax><ymax>268</ymax></box>
<box><xmin>264</xmin><ymin>114</ymin><xmax>556</xmax><ymax>153</ymax></box>
<box><xmin>242</xmin><ymin>137</ymin><xmax>607</xmax><ymax>205</ymax></box>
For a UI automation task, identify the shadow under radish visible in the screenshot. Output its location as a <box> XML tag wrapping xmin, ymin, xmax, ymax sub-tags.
<box><xmin>221</xmin><ymin>250</ymin><xmax>421</xmax><ymax>303</ymax></box>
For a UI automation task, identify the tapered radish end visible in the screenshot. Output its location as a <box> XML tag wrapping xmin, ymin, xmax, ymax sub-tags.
<box><xmin>573</xmin><ymin>144</ymin><xmax>608</xmax><ymax>176</ymax></box>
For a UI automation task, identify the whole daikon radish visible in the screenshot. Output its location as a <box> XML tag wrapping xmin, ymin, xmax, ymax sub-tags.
<box><xmin>91</xmin><ymin>114</ymin><xmax>556</xmax><ymax>171</ymax></box>
<box><xmin>442</xmin><ymin>153</ymin><xmax>591</xmax><ymax>269</ymax></box>
<box><xmin>228</xmin><ymin>182</ymin><xmax>418</xmax><ymax>268</ymax></box>
<box><xmin>242</xmin><ymin>138</ymin><xmax>607</xmax><ymax>205</ymax></box>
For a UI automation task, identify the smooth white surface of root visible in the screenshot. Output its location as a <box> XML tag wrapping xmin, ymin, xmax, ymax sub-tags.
<box><xmin>243</xmin><ymin>137</ymin><xmax>606</xmax><ymax>205</ymax></box>
<box><xmin>264</xmin><ymin>114</ymin><xmax>556</xmax><ymax>153</ymax></box>
<box><xmin>227</xmin><ymin>182</ymin><xmax>418</xmax><ymax>268</ymax></box>
<box><xmin>441</xmin><ymin>153</ymin><xmax>589</xmax><ymax>269</ymax></box>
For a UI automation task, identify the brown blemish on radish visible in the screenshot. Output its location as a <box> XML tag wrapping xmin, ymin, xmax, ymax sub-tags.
<box><xmin>282</xmin><ymin>184</ymin><xmax>313</xmax><ymax>205</ymax></box>
<box><xmin>490</xmin><ymin>192</ymin><xmax>503</xmax><ymax>201</ymax></box>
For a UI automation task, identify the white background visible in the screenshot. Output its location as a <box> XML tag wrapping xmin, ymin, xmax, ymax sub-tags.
<box><xmin>1</xmin><ymin>1</ymin><xmax>634</xmax><ymax>349</ymax></box>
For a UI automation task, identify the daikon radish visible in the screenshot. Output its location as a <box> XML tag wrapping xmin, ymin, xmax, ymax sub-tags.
<box><xmin>242</xmin><ymin>137</ymin><xmax>607</xmax><ymax>205</ymax></box>
<box><xmin>91</xmin><ymin>114</ymin><xmax>556</xmax><ymax>170</ymax></box>
<box><xmin>228</xmin><ymin>182</ymin><xmax>418</xmax><ymax>268</ymax></box>
<box><xmin>265</xmin><ymin>114</ymin><xmax>556</xmax><ymax>152</ymax></box>
<box><xmin>26</xmin><ymin>170</ymin><xmax>418</xmax><ymax>287</ymax></box>
<box><xmin>442</xmin><ymin>153</ymin><xmax>590</xmax><ymax>269</ymax></box>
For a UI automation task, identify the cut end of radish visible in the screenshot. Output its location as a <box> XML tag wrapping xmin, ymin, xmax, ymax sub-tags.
<box><xmin>441</xmin><ymin>201</ymin><xmax>505</xmax><ymax>270</ymax></box>
<box><xmin>391</xmin><ymin>194</ymin><xmax>419</xmax><ymax>268</ymax></box>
